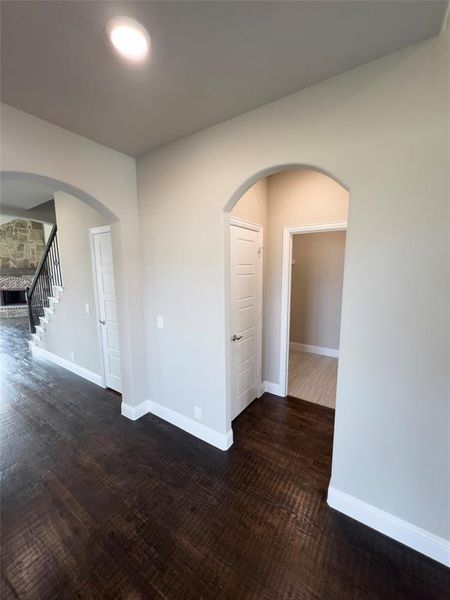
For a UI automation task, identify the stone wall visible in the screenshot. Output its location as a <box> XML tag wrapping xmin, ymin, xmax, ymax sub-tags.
<box><xmin>0</xmin><ymin>219</ymin><xmax>45</xmax><ymax>268</ymax></box>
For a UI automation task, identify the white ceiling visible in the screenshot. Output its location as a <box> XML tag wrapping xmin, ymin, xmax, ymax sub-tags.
<box><xmin>1</xmin><ymin>1</ymin><xmax>448</xmax><ymax>157</ymax></box>
<box><xmin>1</xmin><ymin>177</ymin><xmax>57</xmax><ymax>211</ymax></box>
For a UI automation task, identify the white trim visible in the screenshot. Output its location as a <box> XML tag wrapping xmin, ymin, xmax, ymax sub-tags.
<box><xmin>30</xmin><ymin>344</ymin><xmax>104</xmax><ymax>387</ymax></box>
<box><xmin>261</xmin><ymin>380</ymin><xmax>284</xmax><ymax>396</ymax></box>
<box><xmin>223</xmin><ymin>211</ymin><xmax>233</xmax><ymax>426</ymax></box>
<box><xmin>280</xmin><ymin>222</ymin><xmax>347</xmax><ymax>396</ymax></box>
<box><xmin>327</xmin><ymin>485</ymin><xmax>450</xmax><ymax>567</ymax></box>
<box><xmin>90</xmin><ymin>225</ymin><xmax>111</xmax><ymax>235</ymax></box>
<box><xmin>122</xmin><ymin>399</ymin><xmax>233</xmax><ymax>451</ymax></box>
<box><xmin>89</xmin><ymin>226</ymin><xmax>109</xmax><ymax>389</ymax></box>
<box><xmin>121</xmin><ymin>399</ymin><xmax>152</xmax><ymax>421</ymax></box>
<box><xmin>289</xmin><ymin>342</ymin><xmax>339</xmax><ymax>358</ymax></box>
<box><xmin>440</xmin><ymin>2</ymin><xmax>450</xmax><ymax>34</ymax></box>
<box><xmin>229</xmin><ymin>216</ymin><xmax>263</xmax><ymax>232</ymax></box>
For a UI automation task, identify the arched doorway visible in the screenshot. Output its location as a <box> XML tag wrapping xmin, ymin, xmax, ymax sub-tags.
<box><xmin>0</xmin><ymin>171</ymin><xmax>124</xmax><ymax>395</ymax></box>
<box><xmin>224</xmin><ymin>165</ymin><xmax>349</xmax><ymax>429</ymax></box>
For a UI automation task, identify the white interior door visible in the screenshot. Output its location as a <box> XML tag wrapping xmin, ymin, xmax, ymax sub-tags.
<box><xmin>230</xmin><ymin>220</ymin><xmax>263</xmax><ymax>420</ymax></box>
<box><xmin>92</xmin><ymin>228</ymin><xmax>122</xmax><ymax>393</ymax></box>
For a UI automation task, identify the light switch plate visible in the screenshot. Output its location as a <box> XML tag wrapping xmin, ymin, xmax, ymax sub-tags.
<box><xmin>157</xmin><ymin>315</ymin><xmax>164</xmax><ymax>329</ymax></box>
<box><xmin>194</xmin><ymin>406</ymin><xmax>202</xmax><ymax>421</ymax></box>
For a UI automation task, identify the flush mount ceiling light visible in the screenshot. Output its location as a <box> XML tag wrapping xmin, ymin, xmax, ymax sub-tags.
<box><xmin>107</xmin><ymin>17</ymin><xmax>150</xmax><ymax>61</ymax></box>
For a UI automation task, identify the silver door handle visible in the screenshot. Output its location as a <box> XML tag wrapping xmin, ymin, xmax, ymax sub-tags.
<box><xmin>231</xmin><ymin>334</ymin><xmax>242</xmax><ymax>341</ymax></box>
<box><xmin>99</xmin><ymin>320</ymin><xmax>105</xmax><ymax>325</ymax></box>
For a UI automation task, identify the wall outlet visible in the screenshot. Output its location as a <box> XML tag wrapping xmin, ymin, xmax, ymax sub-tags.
<box><xmin>85</xmin><ymin>303</ymin><xmax>90</xmax><ymax>314</ymax></box>
<box><xmin>194</xmin><ymin>406</ymin><xmax>202</xmax><ymax>421</ymax></box>
<box><xmin>157</xmin><ymin>315</ymin><xmax>164</xmax><ymax>329</ymax></box>
<box><xmin>70</xmin><ymin>352</ymin><xmax>75</xmax><ymax>362</ymax></box>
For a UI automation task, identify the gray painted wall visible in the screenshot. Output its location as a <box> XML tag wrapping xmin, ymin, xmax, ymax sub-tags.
<box><xmin>290</xmin><ymin>231</ymin><xmax>346</xmax><ymax>350</ymax></box>
<box><xmin>1</xmin><ymin>199</ymin><xmax>56</xmax><ymax>224</ymax></box>
<box><xmin>39</xmin><ymin>191</ymin><xmax>106</xmax><ymax>375</ymax></box>
<box><xmin>137</xmin><ymin>31</ymin><xmax>449</xmax><ymax>540</ymax></box>
<box><xmin>2</xmin><ymin>103</ymin><xmax>148</xmax><ymax>410</ymax></box>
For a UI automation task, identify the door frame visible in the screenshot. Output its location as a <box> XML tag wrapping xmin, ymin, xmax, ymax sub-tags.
<box><xmin>89</xmin><ymin>224</ymin><xmax>112</xmax><ymax>389</ymax></box>
<box><xmin>279</xmin><ymin>221</ymin><xmax>348</xmax><ymax>396</ymax></box>
<box><xmin>227</xmin><ymin>216</ymin><xmax>264</xmax><ymax>420</ymax></box>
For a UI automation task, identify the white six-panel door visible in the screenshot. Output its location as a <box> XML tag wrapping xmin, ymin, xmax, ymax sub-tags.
<box><xmin>92</xmin><ymin>228</ymin><xmax>122</xmax><ymax>393</ymax></box>
<box><xmin>230</xmin><ymin>220</ymin><xmax>263</xmax><ymax>420</ymax></box>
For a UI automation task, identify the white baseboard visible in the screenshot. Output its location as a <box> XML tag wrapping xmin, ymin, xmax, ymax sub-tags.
<box><xmin>30</xmin><ymin>344</ymin><xmax>104</xmax><ymax>387</ymax></box>
<box><xmin>121</xmin><ymin>399</ymin><xmax>152</xmax><ymax>421</ymax></box>
<box><xmin>121</xmin><ymin>399</ymin><xmax>233</xmax><ymax>451</ymax></box>
<box><xmin>290</xmin><ymin>342</ymin><xmax>339</xmax><ymax>358</ymax></box>
<box><xmin>261</xmin><ymin>380</ymin><xmax>285</xmax><ymax>397</ymax></box>
<box><xmin>327</xmin><ymin>485</ymin><xmax>450</xmax><ymax>567</ymax></box>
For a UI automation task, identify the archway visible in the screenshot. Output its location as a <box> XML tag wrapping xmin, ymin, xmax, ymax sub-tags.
<box><xmin>224</xmin><ymin>164</ymin><xmax>350</xmax><ymax>431</ymax></box>
<box><xmin>0</xmin><ymin>170</ymin><xmax>125</xmax><ymax>396</ymax></box>
<box><xmin>1</xmin><ymin>170</ymin><xmax>119</xmax><ymax>223</ymax></box>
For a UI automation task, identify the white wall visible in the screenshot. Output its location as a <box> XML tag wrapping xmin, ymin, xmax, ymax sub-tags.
<box><xmin>137</xmin><ymin>30</ymin><xmax>449</xmax><ymax>543</ymax></box>
<box><xmin>38</xmin><ymin>191</ymin><xmax>106</xmax><ymax>375</ymax></box>
<box><xmin>290</xmin><ymin>231</ymin><xmax>346</xmax><ymax>350</ymax></box>
<box><xmin>1</xmin><ymin>104</ymin><xmax>147</xmax><ymax>409</ymax></box>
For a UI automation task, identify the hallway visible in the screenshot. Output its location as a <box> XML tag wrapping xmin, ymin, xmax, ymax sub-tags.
<box><xmin>1</xmin><ymin>319</ymin><xmax>448</xmax><ymax>599</ymax></box>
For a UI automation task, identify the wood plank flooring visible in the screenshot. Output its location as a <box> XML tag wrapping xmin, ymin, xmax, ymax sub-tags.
<box><xmin>1</xmin><ymin>318</ymin><xmax>449</xmax><ymax>599</ymax></box>
<box><xmin>288</xmin><ymin>350</ymin><xmax>338</xmax><ymax>408</ymax></box>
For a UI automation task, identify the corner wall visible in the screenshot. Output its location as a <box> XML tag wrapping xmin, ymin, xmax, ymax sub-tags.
<box><xmin>137</xmin><ymin>30</ymin><xmax>449</xmax><ymax>547</ymax></box>
<box><xmin>1</xmin><ymin>104</ymin><xmax>148</xmax><ymax>409</ymax></box>
<box><xmin>37</xmin><ymin>191</ymin><xmax>106</xmax><ymax>376</ymax></box>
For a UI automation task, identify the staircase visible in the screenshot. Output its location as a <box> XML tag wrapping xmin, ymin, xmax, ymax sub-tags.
<box><xmin>26</xmin><ymin>224</ymin><xmax>64</xmax><ymax>348</ymax></box>
<box><xmin>29</xmin><ymin>285</ymin><xmax>64</xmax><ymax>347</ymax></box>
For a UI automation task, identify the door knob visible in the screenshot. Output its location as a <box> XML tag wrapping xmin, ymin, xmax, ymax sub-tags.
<box><xmin>99</xmin><ymin>319</ymin><xmax>105</xmax><ymax>325</ymax></box>
<box><xmin>231</xmin><ymin>334</ymin><xmax>242</xmax><ymax>341</ymax></box>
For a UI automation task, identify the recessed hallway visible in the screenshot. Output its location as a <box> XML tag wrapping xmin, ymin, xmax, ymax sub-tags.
<box><xmin>1</xmin><ymin>318</ymin><xmax>448</xmax><ymax>599</ymax></box>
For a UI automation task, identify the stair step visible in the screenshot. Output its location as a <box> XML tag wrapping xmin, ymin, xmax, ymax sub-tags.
<box><xmin>53</xmin><ymin>285</ymin><xmax>64</xmax><ymax>294</ymax></box>
<box><xmin>35</xmin><ymin>325</ymin><xmax>45</xmax><ymax>335</ymax></box>
<box><xmin>48</xmin><ymin>296</ymin><xmax>59</xmax><ymax>304</ymax></box>
<box><xmin>31</xmin><ymin>333</ymin><xmax>41</xmax><ymax>343</ymax></box>
<box><xmin>39</xmin><ymin>317</ymin><xmax>49</xmax><ymax>325</ymax></box>
<box><xmin>44</xmin><ymin>306</ymin><xmax>54</xmax><ymax>316</ymax></box>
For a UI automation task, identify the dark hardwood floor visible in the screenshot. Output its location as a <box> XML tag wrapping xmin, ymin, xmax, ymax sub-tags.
<box><xmin>1</xmin><ymin>318</ymin><xmax>449</xmax><ymax>599</ymax></box>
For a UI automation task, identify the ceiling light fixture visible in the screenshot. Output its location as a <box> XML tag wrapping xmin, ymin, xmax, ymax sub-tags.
<box><xmin>107</xmin><ymin>17</ymin><xmax>150</xmax><ymax>61</ymax></box>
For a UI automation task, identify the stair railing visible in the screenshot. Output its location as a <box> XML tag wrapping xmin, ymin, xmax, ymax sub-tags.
<box><xmin>26</xmin><ymin>224</ymin><xmax>62</xmax><ymax>334</ymax></box>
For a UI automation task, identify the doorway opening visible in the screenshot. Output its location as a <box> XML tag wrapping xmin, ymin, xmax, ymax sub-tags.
<box><xmin>286</xmin><ymin>224</ymin><xmax>346</xmax><ymax>408</ymax></box>
<box><xmin>226</xmin><ymin>167</ymin><xmax>349</xmax><ymax>423</ymax></box>
<box><xmin>0</xmin><ymin>173</ymin><xmax>122</xmax><ymax>394</ymax></box>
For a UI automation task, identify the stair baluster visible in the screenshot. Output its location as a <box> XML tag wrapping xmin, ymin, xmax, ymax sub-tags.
<box><xmin>26</xmin><ymin>225</ymin><xmax>62</xmax><ymax>334</ymax></box>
